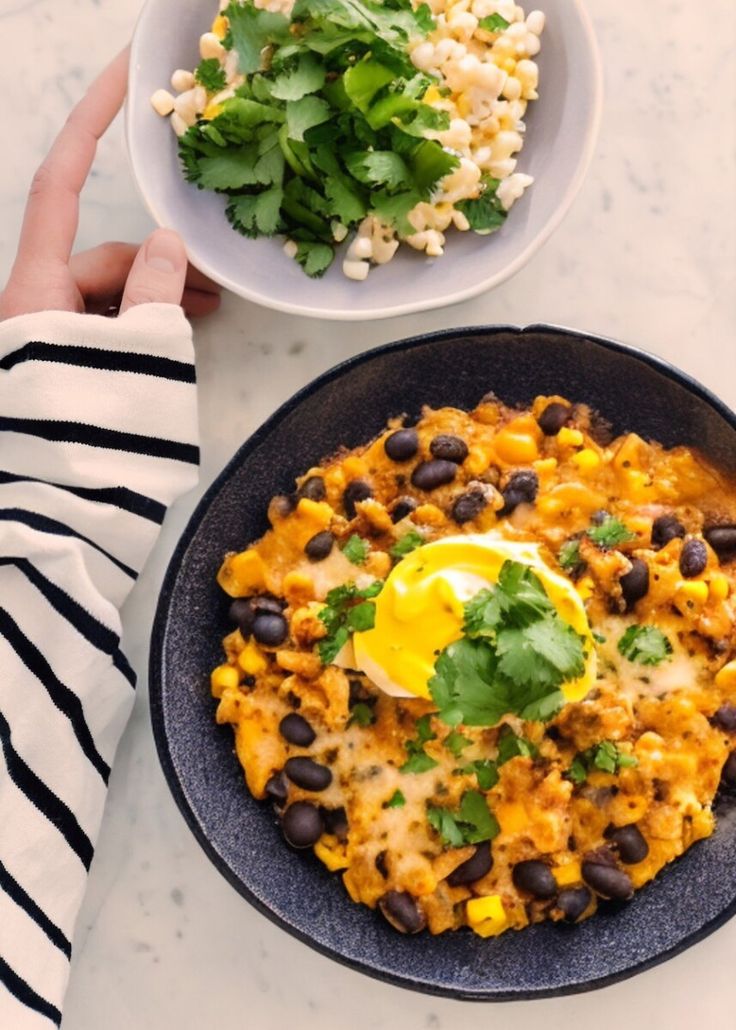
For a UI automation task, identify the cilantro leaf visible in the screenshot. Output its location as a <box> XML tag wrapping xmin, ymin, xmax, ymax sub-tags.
<box><xmin>226</xmin><ymin>187</ymin><xmax>284</xmax><ymax>237</ymax></box>
<box><xmin>407</xmin><ymin>139</ymin><xmax>459</xmax><ymax>196</ymax></box>
<box><xmin>479</xmin><ymin>13</ymin><xmax>511</xmax><ymax>32</ymax></box>
<box><xmin>618</xmin><ymin>625</ymin><xmax>673</xmax><ymax>666</ymax></box>
<box><xmin>456</xmin><ymin>176</ymin><xmax>507</xmax><ymax>234</ymax></box>
<box><xmin>444</xmin><ymin>729</ymin><xmax>472</xmax><ymax>759</ymax></box>
<box><xmin>496</xmin><ymin>726</ymin><xmax>538</xmax><ymax>766</ymax></box>
<box><xmin>460</xmin><ymin>759</ymin><xmax>499</xmax><ymax>790</ymax></box>
<box><xmin>225</xmin><ymin>1</ymin><xmax>291</xmax><ymax>75</ymax></box>
<box><xmin>390</xmin><ymin>529</ymin><xmax>424</xmax><ymax>559</ymax></box>
<box><xmin>317</xmin><ymin>579</ymin><xmax>383</xmax><ymax>662</ymax></box>
<box><xmin>348</xmin><ymin>701</ymin><xmax>376</xmax><ymax>727</ymax></box>
<box><xmin>370</xmin><ymin>189</ymin><xmax>422</xmax><ymax>234</ymax></box>
<box><xmin>427</xmin><ymin>790</ymin><xmax>499</xmax><ymax>847</ymax></box>
<box><xmin>324</xmin><ymin>176</ymin><xmax>367</xmax><ymax>224</ymax></box>
<box><xmin>295</xmin><ymin>241</ymin><xmax>335</xmax><ymax>277</ymax></box>
<box><xmin>401</xmin><ymin>750</ymin><xmax>438</xmax><ymax>774</ymax></box>
<box><xmin>269</xmin><ymin>53</ymin><xmax>326</xmax><ymax>101</ymax></box>
<box><xmin>400</xmin><ymin>714</ymin><xmax>438</xmax><ymax>774</ymax></box>
<box><xmin>559</xmin><ymin>538</ymin><xmax>585</xmax><ymax>576</ymax></box>
<box><xmin>342</xmin><ymin>534</ymin><xmax>370</xmax><ymax>565</ymax></box>
<box><xmin>287</xmin><ymin>96</ymin><xmax>332</xmax><ymax>141</ymax></box>
<box><xmin>414</xmin><ymin>3</ymin><xmax>435</xmax><ymax>32</ymax></box>
<box><xmin>344</xmin><ymin>59</ymin><xmax>396</xmax><ymax>111</ymax></box>
<box><xmin>318</xmin><ymin>624</ymin><xmax>349</xmax><ymax>664</ymax></box>
<box><xmin>567</xmin><ymin>740</ymin><xmax>639</xmax><ymax>783</ymax></box>
<box><xmin>384</xmin><ymin>789</ymin><xmax>406</xmax><ymax>808</ymax></box>
<box><xmin>346</xmin><ymin>601</ymin><xmax>376</xmax><ymax>632</ymax></box>
<box><xmin>587</xmin><ymin>516</ymin><xmax>636</xmax><ymax>549</ymax></box>
<box><xmin>195</xmin><ymin>58</ymin><xmax>227</xmax><ymax>93</ymax></box>
<box><xmin>344</xmin><ymin>150</ymin><xmax>411</xmax><ymax>189</ymax></box>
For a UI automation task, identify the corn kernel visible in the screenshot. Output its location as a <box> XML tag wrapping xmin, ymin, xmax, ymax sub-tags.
<box><xmin>674</xmin><ymin>579</ymin><xmax>709</xmax><ymax>612</ymax></box>
<box><xmin>553</xmin><ymin>861</ymin><xmax>581</xmax><ymax>886</ymax></box>
<box><xmin>423</xmin><ymin>84</ymin><xmax>442</xmax><ymax>104</ymax></box>
<box><xmin>624</xmin><ymin>469</ymin><xmax>655</xmax><ymax>502</ymax></box>
<box><xmin>465</xmin><ymin>445</ymin><xmax>492</xmax><ymax>477</ymax></box>
<box><xmin>467</xmin><ymin>895</ymin><xmax>509</xmax><ymax>937</ymax></box>
<box><xmin>314</xmin><ymin>836</ymin><xmax>349</xmax><ymax>872</ymax></box>
<box><xmin>457</xmin><ymin>92</ymin><xmax>471</xmax><ymax>118</ymax></box>
<box><xmin>576</xmin><ymin>576</ymin><xmax>595</xmax><ymax>601</ymax></box>
<box><xmin>210</xmin><ymin>663</ymin><xmax>239</xmax><ymax>698</ymax></box>
<box><xmin>572</xmin><ymin>448</ymin><xmax>601</xmax><ymax>473</ymax></box>
<box><xmin>503</xmin><ymin>58</ymin><xmax>517</xmax><ymax>74</ymax></box>
<box><xmin>202</xmin><ymin>101</ymin><xmax>223</xmax><ymax>120</ymax></box>
<box><xmin>342</xmin><ymin>455</ymin><xmax>369</xmax><ymax>479</ymax></box>
<box><xmin>413</xmin><ymin>503</ymin><xmax>446</xmax><ymax>527</ymax></box>
<box><xmin>211</xmin><ymin>13</ymin><xmax>228</xmax><ymax>38</ymax></box>
<box><xmin>495</xmin><ymin>430</ymin><xmax>539</xmax><ymax>464</ymax></box>
<box><xmin>218</xmin><ymin>548</ymin><xmax>267</xmax><ymax>596</ymax></box>
<box><xmin>282</xmin><ymin>570</ymin><xmax>315</xmax><ymax>606</ymax></box>
<box><xmin>709</xmin><ymin>573</ymin><xmax>730</xmax><ymax>602</ymax></box>
<box><xmin>291</xmin><ymin>498</ymin><xmax>333</xmax><ymax>547</ymax></box>
<box><xmin>715</xmin><ymin>660</ymin><xmax>736</xmax><ymax>690</ymax></box>
<box><xmin>496</xmin><ymin>802</ymin><xmax>527</xmax><ymax>834</ymax></box>
<box><xmin>557</xmin><ymin>427</ymin><xmax>584</xmax><ymax>448</ymax></box>
<box><xmin>533</xmin><ymin>457</ymin><xmax>558</xmax><ymax>475</ymax></box>
<box><xmin>238</xmin><ymin>639</ymin><xmax>268</xmax><ymax>676</ymax></box>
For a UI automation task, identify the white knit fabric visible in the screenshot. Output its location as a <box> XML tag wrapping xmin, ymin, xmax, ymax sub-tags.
<box><xmin>0</xmin><ymin>303</ymin><xmax>199</xmax><ymax>1026</ymax></box>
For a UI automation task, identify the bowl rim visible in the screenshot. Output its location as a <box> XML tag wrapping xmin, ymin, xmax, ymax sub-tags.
<box><xmin>125</xmin><ymin>0</ymin><xmax>603</xmax><ymax>321</ymax></box>
<box><xmin>149</xmin><ymin>323</ymin><xmax>736</xmax><ymax>999</ymax></box>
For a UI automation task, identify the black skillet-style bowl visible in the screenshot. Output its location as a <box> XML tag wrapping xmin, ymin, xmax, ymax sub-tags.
<box><xmin>150</xmin><ymin>325</ymin><xmax>736</xmax><ymax>1000</ymax></box>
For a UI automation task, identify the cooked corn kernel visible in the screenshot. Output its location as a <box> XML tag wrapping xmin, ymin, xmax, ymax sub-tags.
<box><xmin>715</xmin><ymin>660</ymin><xmax>736</xmax><ymax>690</ymax></box>
<box><xmin>675</xmin><ymin>580</ymin><xmax>709</xmax><ymax>611</ymax></box>
<box><xmin>553</xmin><ymin>861</ymin><xmax>582</xmax><ymax>886</ymax></box>
<box><xmin>709</xmin><ymin>573</ymin><xmax>730</xmax><ymax>602</ymax></box>
<box><xmin>467</xmin><ymin>895</ymin><xmax>509</xmax><ymax>937</ymax></box>
<box><xmin>211</xmin><ymin>13</ymin><xmax>228</xmax><ymax>38</ymax></box>
<box><xmin>496</xmin><ymin>802</ymin><xmax>527</xmax><ymax>834</ymax></box>
<box><xmin>557</xmin><ymin>427</ymin><xmax>584</xmax><ymax>448</ymax></box>
<box><xmin>210</xmin><ymin>663</ymin><xmax>239</xmax><ymax>698</ymax></box>
<box><xmin>238</xmin><ymin>639</ymin><xmax>268</xmax><ymax>675</ymax></box>
<box><xmin>572</xmin><ymin>448</ymin><xmax>601</xmax><ymax>473</ymax></box>
<box><xmin>495</xmin><ymin>430</ymin><xmax>539</xmax><ymax>464</ymax></box>
<box><xmin>202</xmin><ymin>101</ymin><xmax>223</xmax><ymax>120</ymax></box>
<box><xmin>218</xmin><ymin>548</ymin><xmax>267</xmax><ymax>596</ymax></box>
<box><xmin>314</xmin><ymin>836</ymin><xmax>349</xmax><ymax>872</ymax></box>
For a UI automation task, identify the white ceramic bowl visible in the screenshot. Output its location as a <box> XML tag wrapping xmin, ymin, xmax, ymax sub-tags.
<box><xmin>126</xmin><ymin>0</ymin><xmax>602</xmax><ymax>320</ymax></box>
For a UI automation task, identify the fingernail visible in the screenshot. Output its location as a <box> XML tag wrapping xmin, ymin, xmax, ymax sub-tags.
<box><xmin>145</xmin><ymin>231</ymin><xmax>184</xmax><ymax>274</ymax></box>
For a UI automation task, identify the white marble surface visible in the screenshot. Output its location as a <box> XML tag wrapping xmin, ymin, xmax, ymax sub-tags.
<box><xmin>2</xmin><ymin>1</ymin><xmax>736</xmax><ymax>1027</ymax></box>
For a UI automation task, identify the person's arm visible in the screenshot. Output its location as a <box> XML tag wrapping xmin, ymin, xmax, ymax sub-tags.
<box><xmin>0</xmin><ymin>50</ymin><xmax>217</xmax><ymax>1027</ymax></box>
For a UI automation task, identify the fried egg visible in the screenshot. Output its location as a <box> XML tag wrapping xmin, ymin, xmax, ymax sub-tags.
<box><xmin>351</xmin><ymin>533</ymin><xmax>596</xmax><ymax>703</ymax></box>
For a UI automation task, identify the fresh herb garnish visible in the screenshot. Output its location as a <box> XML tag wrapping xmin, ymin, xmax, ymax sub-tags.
<box><xmin>384</xmin><ymin>788</ymin><xmax>406</xmax><ymax>808</ymax></box>
<box><xmin>348</xmin><ymin>701</ymin><xmax>375</xmax><ymax>727</ymax></box>
<box><xmin>495</xmin><ymin>725</ymin><xmax>538</xmax><ymax>766</ymax></box>
<box><xmin>567</xmin><ymin>740</ymin><xmax>639</xmax><ymax>784</ymax></box>
<box><xmin>400</xmin><ymin>713</ymin><xmax>439</xmax><ymax>774</ymax></box>
<box><xmin>459</xmin><ymin>759</ymin><xmax>499</xmax><ymax>790</ymax></box>
<box><xmin>617</xmin><ymin>625</ymin><xmax>673</xmax><ymax>666</ymax></box>
<box><xmin>478</xmin><ymin>13</ymin><xmax>511</xmax><ymax>32</ymax></box>
<box><xmin>429</xmin><ymin>561</ymin><xmax>586</xmax><ymax>727</ymax></box>
<box><xmin>443</xmin><ymin>729</ymin><xmax>472</xmax><ymax>759</ymax></box>
<box><xmin>427</xmin><ymin>790</ymin><xmax>499</xmax><ymax>847</ymax></box>
<box><xmin>586</xmin><ymin>516</ymin><xmax>636</xmax><ymax>549</ymax></box>
<box><xmin>455</xmin><ymin>175</ymin><xmax>507</xmax><ymax>235</ymax></box>
<box><xmin>342</xmin><ymin>534</ymin><xmax>370</xmax><ymax>565</ymax></box>
<box><xmin>390</xmin><ymin>529</ymin><xmax>424</xmax><ymax>559</ymax></box>
<box><xmin>195</xmin><ymin>58</ymin><xmax>227</xmax><ymax>93</ymax></box>
<box><xmin>558</xmin><ymin>538</ymin><xmax>586</xmax><ymax>576</ymax></box>
<box><xmin>317</xmin><ymin>580</ymin><xmax>383</xmax><ymax>663</ymax></box>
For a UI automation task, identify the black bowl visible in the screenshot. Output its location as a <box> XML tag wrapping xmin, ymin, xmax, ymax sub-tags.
<box><xmin>150</xmin><ymin>325</ymin><xmax>736</xmax><ymax>1000</ymax></box>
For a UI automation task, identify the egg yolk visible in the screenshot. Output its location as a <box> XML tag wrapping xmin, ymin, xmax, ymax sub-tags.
<box><xmin>352</xmin><ymin>534</ymin><xmax>596</xmax><ymax>703</ymax></box>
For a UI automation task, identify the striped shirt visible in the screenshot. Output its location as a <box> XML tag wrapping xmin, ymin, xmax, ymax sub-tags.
<box><xmin>0</xmin><ymin>303</ymin><xmax>199</xmax><ymax>1027</ymax></box>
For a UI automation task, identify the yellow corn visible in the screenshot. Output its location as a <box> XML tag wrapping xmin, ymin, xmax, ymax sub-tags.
<box><xmin>709</xmin><ymin>573</ymin><xmax>730</xmax><ymax>602</ymax></box>
<box><xmin>342</xmin><ymin>455</ymin><xmax>369</xmax><ymax>479</ymax></box>
<box><xmin>465</xmin><ymin>445</ymin><xmax>493</xmax><ymax>477</ymax></box>
<box><xmin>423</xmin><ymin>84</ymin><xmax>442</xmax><ymax>105</ymax></box>
<box><xmin>534</xmin><ymin>457</ymin><xmax>558</xmax><ymax>474</ymax></box>
<box><xmin>467</xmin><ymin>895</ymin><xmax>509</xmax><ymax>937</ymax></box>
<box><xmin>211</xmin><ymin>14</ymin><xmax>228</xmax><ymax>38</ymax></box>
<box><xmin>291</xmin><ymin>498</ymin><xmax>333</xmax><ymax>546</ymax></box>
<box><xmin>496</xmin><ymin>802</ymin><xmax>527</xmax><ymax>834</ymax></box>
<box><xmin>503</xmin><ymin>57</ymin><xmax>517</xmax><ymax>74</ymax></box>
<box><xmin>675</xmin><ymin>580</ymin><xmax>709</xmax><ymax>612</ymax></box>
<box><xmin>623</xmin><ymin>469</ymin><xmax>654</xmax><ymax>502</ymax></box>
<box><xmin>314</xmin><ymin>836</ymin><xmax>349</xmax><ymax>872</ymax></box>
<box><xmin>238</xmin><ymin>639</ymin><xmax>268</xmax><ymax>676</ymax></box>
<box><xmin>557</xmin><ymin>427</ymin><xmax>584</xmax><ymax>448</ymax></box>
<box><xmin>218</xmin><ymin>548</ymin><xmax>267</xmax><ymax>596</ymax></box>
<box><xmin>456</xmin><ymin>92</ymin><xmax>471</xmax><ymax>118</ymax></box>
<box><xmin>553</xmin><ymin>861</ymin><xmax>581</xmax><ymax>887</ymax></box>
<box><xmin>282</xmin><ymin>570</ymin><xmax>315</xmax><ymax>606</ymax></box>
<box><xmin>715</xmin><ymin>660</ymin><xmax>736</xmax><ymax>690</ymax></box>
<box><xmin>576</xmin><ymin>576</ymin><xmax>595</xmax><ymax>601</ymax></box>
<box><xmin>210</xmin><ymin>663</ymin><xmax>239</xmax><ymax>698</ymax></box>
<box><xmin>571</xmin><ymin>448</ymin><xmax>601</xmax><ymax>473</ymax></box>
<box><xmin>202</xmin><ymin>101</ymin><xmax>223</xmax><ymax>121</ymax></box>
<box><xmin>495</xmin><ymin>431</ymin><xmax>539</xmax><ymax>464</ymax></box>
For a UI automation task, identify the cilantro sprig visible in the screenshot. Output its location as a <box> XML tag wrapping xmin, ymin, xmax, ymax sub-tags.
<box><xmin>195</xmin><ymin>58</ymin><xmax>227</xmax><ymax>93</ymax></box>
<box><xmin>384</xmin><ymin>789</ymin><xmax>406</xmax><ymax>809</ymax></box>
<box><xmin>390</xmin><ymin>529</ymin><xmax>424</xmax><ymax>559</ymax></box>
<box><xmin>618</xmin><ymin>625</ymin><xmax>673</xmax><ymax>666</ymax></box>
<box><xmin>317</xmin><ymin>580</ymin><xmax>382</xmax><ymax>664</ymax></box>
<box><xmin>400</xmin><ymin>713</ymin><xmax>439</xmax><ymax>774</ymax></box>
<box><xmin>587</xmin><ymin>516</ymin><xmax>636</xmax><ymax>549</ymax></box>
<box><xmin>427</xmin><ymin>790</ymin><xmax>499</xmax><ymax>847</ymax></box>
<box><xmin>342</xmin><ymin>534</ymin><xmax>370</xmax><ymax>565</ymax></box>
<box><xmin>429</xmin><ymin>561</ymin><xmax>587</xmax><ymax>727</ymax></box>
<box><xmin>567</xmin><ymin>740</ymin><xmax>639</xmax><ymax>784</ymax></box>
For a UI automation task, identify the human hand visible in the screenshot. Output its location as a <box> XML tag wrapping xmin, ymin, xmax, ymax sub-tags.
<box><xmin>0</xmin><ymin>48</ymin><xmax>220</xmax><ymax>322</ymax></box>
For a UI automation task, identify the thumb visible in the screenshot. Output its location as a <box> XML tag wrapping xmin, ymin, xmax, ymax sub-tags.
<box><xmin>119</xmin><ymin>228</ymin><xmax>187</xmax><ymax>313</ymax></box>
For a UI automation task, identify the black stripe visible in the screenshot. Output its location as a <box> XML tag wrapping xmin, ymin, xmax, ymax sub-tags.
<box><xmin>0</xmin><ymin>416</ymin><xmax>199</xmax><ymax>465</ymax></box>
<box><xmin>0</xmin><ymin>954</ymin><xmax>61</xmax><ymax>1025</ymax></box>
<box><xmin>0</xmin><ymin>608</ymin><xmax>110</xmax><ymax>784</ymax></box>
<box><xmin>0</xmin><ymin>558</ymin><xmax>136</xmax><ymax>687</ymax></box>
<box><xmin>0</xmin><ymin>340</ymin><xmax>195</xmax><ymax>383</ymax></box>
<box><xmin>0</xmin><ymin>711</ymin><xmax>93</xmax><ymax>869</ymax></box>
<box><xmin>0</xmin><ymin>859</ymin><xmax>71</xmax><ymax>959</ymax></box>
<box><xmin>0</xmin><ymin>470</ymin><xmax>166</xmax><ymax>525</ymax></box>
<box><xmin>0</xmin><ymin>508</ymin><xmax>136</xmax><ymax>580</ymax></box>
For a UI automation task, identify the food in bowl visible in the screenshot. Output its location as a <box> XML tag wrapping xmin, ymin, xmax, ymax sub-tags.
<box><xmin>150</xmin><ymin>0</ymin><xmax>544</xmax><ymax>280</ymax></box>
<box><xmin>210</xmin><ymin>392</ymin><xmax>736</xmax><ymax>937</ymax></box>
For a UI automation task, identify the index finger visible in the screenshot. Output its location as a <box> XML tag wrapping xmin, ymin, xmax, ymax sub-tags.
<box><xmin>12</xmin><ymin>47</ymin><xmax>130</xmax><ymax>275</ymax></box>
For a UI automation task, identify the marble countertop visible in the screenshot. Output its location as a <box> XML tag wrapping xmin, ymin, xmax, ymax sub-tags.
<box><xmin>2</xmin><ymin>1</ymin><xmax>736</xmax><ymax>1026</ymax></box>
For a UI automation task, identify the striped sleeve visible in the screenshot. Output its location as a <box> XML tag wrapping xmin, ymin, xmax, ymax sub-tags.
<box><xmin>0</xmin><ymin>303</ymin><xmax>199</xmax><ymax>1026</ymax></box>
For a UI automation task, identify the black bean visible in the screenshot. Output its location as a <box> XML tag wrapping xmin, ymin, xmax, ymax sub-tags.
<box><xmin>712</xmin><ymin>704</ymin><xmax>736</xmax><ymax>732</ymax></box>
<box><xmin>499</xmin><ymin>469</ymin><xmax>538</xmax><ymax>517</ymax></box>
<box><xmin>385</xmin><ymin>429</ymin><xmax>419</xmax><ymax>462</ymax></box>
<box><xmin>279</xmin><ymin>713</ymin><xmax>316</xmax><ymax>747</ymax></box>
<box><xmin>651</xmin><ymin>514</ymin><xmax>686</xmax><ymax>549</ymax></box>
<box><xmin>537</xmin><ymin>402</ymin><xmax>571</xmax><ymax>436</ymax></box>
<box><xmin>252</xmin><ymin>612</ymin><xmax>288</xmax><ymax>647</ymax></box>
<box><xmin>411</xmin><ymin>460</ymin><xmax>457</xmax><ymax>491</ymax></box>
<box><xmin>305</xmin><ymin>530</ymin><xmax>334</xmax><ymax>562</ymax></box>
<box><xmin>271</xmin><ymin>494</ymin><xmax>297</xmax><ymax>518</ymax></box>
<box><xmin>679</xmin><ymin>538</ymin><xmax>708</xmax><ymax>579</ymax></box>
<box><xmin>605</xmin><ymin>823</ymin><xmax>649</xmax><ymax>864</ymax></box>
<box><xmin>704</xmin><ymin>525</ymin><xmax>736</xmax><ymax>560</ymax></box>
<box><xmin>322</xmin><ymin>806</ymin><xmax>348</xmax><ymax>840</ymax></box>
<box><xmin>252</xmin><ymin>594</ymin><xmax>285</xmax><ymax>615</ymax></box>
<box><xmin>721</xmin><ymin>751</ymin><xmax>736</xmax><ymax>787</ymax></box>
<box><xmin>391</xmin><ymin>497</ymin><xmax>418</xmax><ymax>523</ymax></box>
<box><xmin>447</xmin><ymin>843</ymin><xmax>493</xmax><ymax>886</ymax></box>
<box><xmin>265</xmin><ymin>771</ymin><xmax>288</xmax><ymax>806</ymax></box>
<box><xmin>512</xmin><ymin>860</ymin><xmax>557</xmax><ymax>899</ymax></box>
<box><xmin>284</xmin><ymin>757</ymin><xmax>332</xmax><ymax>791</ymax></box>
<box><xmin>229</xmin><ymin>598</ymin><xmax>256</xmax><ymax>637</ymax></box>
<box><xmin>343</xmin><ymin>479</ymin><xmax>372</xmax><ymax>518</ymax></box>
<box><xmin>620</xmin><ymin>558</ymin><xmax>649</xmax><ymax>609</ymax></box>
<box><xmin>297</xmin><ymin>476</ymin><xmax>326</xmax><ymax>502</ymax></box>
<box><xmin>379</xmin><ymin>891</ymin><xmax>426</xmax><ymax>934</ymax></box>
<box><xmin>375</xmin><ymin>850</ymin><xmax>389</xmax><ymax>878</ymax></box>
<box><xmin>430</xmin><ymin>434</ymin><xmax>468</xmax><ymax>464</ymax></box>
<box><xmin>452</xmin><ymin>489</ymin><xmax>488</xmax><ymax>525</ymax></box>
<box><xmin>281</xmin><ymin>802</ymin><xmax>325</xmax><ymax>848</ymax></box>
<box><xmin>556</xmin><ymin>887</ymin><xmax>592</xmax><ymax>922</ymax></box>
<box><xmin>582</xmin><ymin>857</ymin><xmax>633</xmax><ymax>900</ymax></box>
